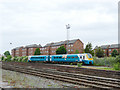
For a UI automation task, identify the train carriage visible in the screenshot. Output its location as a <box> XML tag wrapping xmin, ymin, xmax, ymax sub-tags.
<box><xmin>51</xmin><ymin>54</ymin><xmax>81</xmax><ymax>63</ymax></box>
<box><xmin>28</xmin><ymin>53</ymin><xmax>93</xmax><ymax>65</ymax></box>
<box><xmin>28</xmin><ymin>55</ymin><xmax>49</xmax><ymax>62</ymax></box>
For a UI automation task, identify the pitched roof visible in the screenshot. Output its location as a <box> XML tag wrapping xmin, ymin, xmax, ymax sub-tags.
<box><xmin>44</xmin><ymin>43</ymin><xmax>54</xmax><ymax>47</ymax></box>
<box><xmin>100</xmin><ymin>45</ymin><xmax>110</xmax><ymax>49</ymax></box>
<box><xmin>25</xmin><ymin>44</ymin><xmax>42</xmax><ymax>48</ymax></box>
<box><xmin>109</xmin><ymin>44</ymin><xmax>120</xmax><ymax>49</ymax></box>
<box><xmin>13</xmin><ymin>46</ymin><xmax>23</xmax><ymax>50</ymax></box>
<box><xmin>94</xmin><ymin>45</ymin><xmax>110</xmax><ymax>50</ymax></box>
<box><xmin>44</xmin><ymin>39</ymin><xmax>80</xmax><ymax>47</ymax></box>
<box><xmin>94</xmin><ymin>46</ymin><xmax>99</xmax><ymax>49</ymax></box>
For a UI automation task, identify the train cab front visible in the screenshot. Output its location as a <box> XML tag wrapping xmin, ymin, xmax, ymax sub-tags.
<box><xmin>81</xmin><ymin>53</ymin><xmax>93</xmax><ymax>65</ymax></box>
<box><xmin>28</xmin><ymin>56</ymin><xmax>32</xmax><ymax>62</ymax></box>
<box><xmin>86</xmin><ymin>53</ymin><xmax>93</xmax><ymax>65</ymax></box>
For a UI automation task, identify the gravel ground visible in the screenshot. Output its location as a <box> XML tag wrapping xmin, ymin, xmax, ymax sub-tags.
<box><xmin>2</xmin><ymin>69</ymin><xmax>87</xmax><ymax>88</ymax></box>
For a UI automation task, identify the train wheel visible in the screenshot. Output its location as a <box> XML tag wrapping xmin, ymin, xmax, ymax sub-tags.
<box><xmin>89</xmin><ymin>62</ymin><xmax>93</xmax><ymax>65</ymax></box>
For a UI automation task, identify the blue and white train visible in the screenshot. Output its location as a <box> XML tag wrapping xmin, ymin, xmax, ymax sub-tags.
<box><xmin>28</xmin><ymin>53</ymin><xmax>93</xmax><ymax>65</ymax></box>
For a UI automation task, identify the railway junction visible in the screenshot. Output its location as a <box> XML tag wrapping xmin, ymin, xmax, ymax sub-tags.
<box><xmin>1</xmin><ymin>61</ymin><xmax>120</xmax><ymax>89</ymax></box>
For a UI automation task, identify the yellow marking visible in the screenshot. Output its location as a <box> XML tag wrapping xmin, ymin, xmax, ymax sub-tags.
<box><xmin>86</xmin><ymin>55</ymin><xmax>93</xmax><ymax>60</ymax></box>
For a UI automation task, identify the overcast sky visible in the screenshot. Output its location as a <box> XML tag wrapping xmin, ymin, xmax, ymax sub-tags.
<box><xmin>0</xmin><ymin>0</ymin><xmax>119</xmax><ymax>54</ymax></box>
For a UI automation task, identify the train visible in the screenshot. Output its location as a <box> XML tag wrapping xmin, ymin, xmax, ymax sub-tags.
<box><xmin>28</xmin><ymin>53</ymin><xmax>93</xmax><ymax>65</ymax></box>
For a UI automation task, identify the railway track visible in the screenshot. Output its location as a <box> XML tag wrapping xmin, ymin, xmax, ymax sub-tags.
<box><xmin>2</xmin><ymin>64</ymin><xmax>120</xmax><ymax>89</ymax></box>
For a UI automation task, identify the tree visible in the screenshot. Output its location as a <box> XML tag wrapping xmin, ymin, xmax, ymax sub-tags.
<box><xmin>74</xmin><ymin>50</ymin><xmax>79</xmax><ymax>54</ymax></box>
<box><xmin>111</xmin><ymin>49</ymin><xmax>118</xmax><ymax>57</ymax></box>
<box><xmin>4</xmin><ymin>51</ymin><xmax>10</xmax><ymax>57</ymax></box>
<box><xmin>56</xmin><ymin>46</ymin><xmax>67</xmax><ymax>54</ymax></box>
<box><xmin>95</xmin><ymin>47</ymin><xmax>104</xmax><ymax>58</ymax></box>
<box><xmin>34</xmin><ymin>48</ymin><xmax>41</xmax><ymax>55</ymax></box>
<box><xmin>84</xmin><ymin>42</ymin><xmax>94</xmax><ymax>56</ymax></box>
<box><xmin>7</xmin><ymin>55</ymin><xmax>12</xmax><ymax>61</ymax></box>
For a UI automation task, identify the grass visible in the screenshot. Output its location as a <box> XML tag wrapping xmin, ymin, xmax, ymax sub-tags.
<box><xmin>82</xmin><ymin>66</ymin><xmax>119</xmax><ymax>71</ymax></box>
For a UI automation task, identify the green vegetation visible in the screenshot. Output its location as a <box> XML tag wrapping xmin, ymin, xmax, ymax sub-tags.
<box><xmin>2</xmin><ymin>56</ymin><xmax>28</xmax><ymax>62</ymax></box>
<box><xmin>77</xmin><ymin>63</ymin><xmax>82</xmax><ymax>67</ymax></box>
<box><xmin>111</xmin><ymin>49</ymin><xmax>118</xmax><ymax>57</ymax></box>
<box><xmin>93</xmin><ymin>56</ymin><xmax>120</xmax><ymax>70</ymax></box>
<box><xmin>74</xmin><ymin>50</ymin><xmax>79</xmax><ymax>54</ymax></box>
<box><xmin>34</xmin><ymin>48</ymin><xmax>41</xmax><ymax>55</ymax></box>
<box><xmin>4</xmin><ymin>51</ymin><xmax>10</xmax><ymax>57</ymax></box>
<box><xmin>95</xmin><ymin>47</ymin><xmax>104</xmax><ymax>58</ymax></box>
<box><xmin>84</xmin><ymin>42</ymin><xmax>94</xmax><ymax>56</ymax></box>
<box><xmin>56</xmin><ymin>45</ymin><xmax>67</xmax><ymax>54</ymax></box>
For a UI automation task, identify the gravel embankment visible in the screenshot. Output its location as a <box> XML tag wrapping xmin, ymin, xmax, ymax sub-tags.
<box><xmin>2</xmin><ymin>69</ymin><xmax>87</xmax><ymax>88</ymax></box>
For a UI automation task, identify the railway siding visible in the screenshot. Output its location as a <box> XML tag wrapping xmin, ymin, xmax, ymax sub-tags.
<box><xmin>2</xmin><ymin>62</ymin><xmax>120</xmax><ymax>89</ymax></box>
<box><xmin>2</xmin><ymin>61</ymin><xmax>120</xmax><ymax>79</ymax></box>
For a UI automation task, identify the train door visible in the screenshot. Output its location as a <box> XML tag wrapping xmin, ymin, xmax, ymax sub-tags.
<box><xmin>79</xmin><ymin>55</ymin><xmax>82</xmax><ymax>62</ymax></box>
<box><xmin>47</xmin><ymin>55</ymin><xmax>51</xmax><ymax>62</ymax></box>
<box><xmin>46</xmin><ymin>56</ymin><xmax>48</xmax><ymax>61</ymax></box>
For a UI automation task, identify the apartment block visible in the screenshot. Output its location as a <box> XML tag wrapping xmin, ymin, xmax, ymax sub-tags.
<box><xmin>94</xmin><ymin>44</ymin><xmax>120</xmax><ymax>57</ymax></box>
<box><xmin>12</xmin><ymin>44</ymin><xmax>42</xmax><ymax>57</ymax></box>
<box><xmin>11</xmin><ymin>39</ymin><xmax>84</xmax><ymax>57</ymax></box>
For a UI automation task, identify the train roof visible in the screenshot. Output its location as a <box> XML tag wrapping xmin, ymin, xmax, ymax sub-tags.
<box><xmin>29</xmin><ymin>53</ymin><xmax>91</xmax><ymax>57</ymax></box>
<box><xmin>50</xmin><ymin>53</ymin><xmax>89</xmax><ymax>56</ymax></box>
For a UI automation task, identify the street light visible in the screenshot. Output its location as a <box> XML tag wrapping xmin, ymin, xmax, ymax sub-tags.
<box><xmin>66</xmin><ymin>24</ymin><xmax>70</xmax><ymax>54</ymax></box>
<box><xmin>10</xmin><ymin>42</ymin><xmax>12</xmax><ymax>54</ymax></box>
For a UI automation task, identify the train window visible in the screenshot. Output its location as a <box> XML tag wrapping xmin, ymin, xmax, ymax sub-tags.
<box><xmin>68</xmin><ymin>57</ymin><xmax>70</xmax><ymax>58</ymax></box>
<box><xmin>80</xmin><ymin>56</ymin><xmax>82</xmax><ymax>59</ymax></box>
<box><xmin>54</xmin><ymin>57</ymin><xmax>56</xmax><ymax>59</ymax></box>
<box><xmin>75</xmin><ymin>57</ymin><xmax>78</xmax><ymax>58</ymax></box>
<box><xmin>72</xmin><ymin>57</ymin><xmax>74</xmax><ymax>58</ymax></box>
<box><xmin>83</xmin><ymin>56</ymin><xmax>85</xmax><ymax>60</ymax></box>
<box><xmin>59</xmin><ymin>57</ymin><xmax>62</xmax><ymax>58</ymax></box>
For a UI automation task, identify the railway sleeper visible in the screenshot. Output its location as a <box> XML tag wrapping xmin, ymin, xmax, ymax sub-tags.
<box><xmin>3</xmin><ymin>66</ymin><xmax>120</xmax><ymax>89</ymax></box>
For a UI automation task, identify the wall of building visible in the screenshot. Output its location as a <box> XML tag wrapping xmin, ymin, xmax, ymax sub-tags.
<box><xmin>11</xmin><ymin>39</ymin><xmax>84</xmax><ymax>57</ymax></box>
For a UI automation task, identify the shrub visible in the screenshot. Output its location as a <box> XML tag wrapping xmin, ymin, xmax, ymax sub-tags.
<box><xmin>22</xmin><ymin>56</ymin><xmax>28</xmax><ymax>62</ymax></box>
<box><xmin>111</xmin><ymin>49</ymin><xmax>118</xmax><ymax>57</ymax></box>
<box><xmin>74</xmin><ymin>50</ymin><xmax>79</xmax><ymax>54</ymax></box>
<box><xmin>34</xmin><ymin>48</ymin><xmax>41</xmax><ymax>55</ymax></box>
<box><xmin>70</xmin><ymin>63</ymin><xmax>73</xmax><ymax>65</ymax></box>
<box><xmin>77</xmin><ymin>63</ymin><xmax>82</xmax><ymax>67</ymax></box>
<box><xmin>84</xmin><ymin>42</ymin><xmax>94</xmax><ymax>56</ymax></box>
<box><xmin>1</xmin><ymin>56</ymin><xmax>4</xmax><ymax>61</ymax></box>
<box><xmin>114</xmin><ymin>55</ymin><xmax>120</xmax><ymax>63</ymax></box>
<box><xmin>93</xmin><ymin>57</ymin><xmax>116</xmax><ymax>67</ymax></box>
<box><xmin>113</xmin><ymin>63</ymin><xmax>120</xmax><ymax>70</ymax></box>
<box><xmin>95</xmin><ymin>47</ymin><xmax>104</xmax><ymax>58</ymax></box>
<box><xmin>4</xmin><ymin>51</ymin><xmax>10</xmax><ymax>57</ymax></box>
<box><xmin>56</xmin><ymin>46</ymin><xmax>67</xmax><ymax>54</ymax></box>
<box><xmin>6</xmin><ymin>55</ymin><xmax>12</xmax><ymax>61</ymax></box>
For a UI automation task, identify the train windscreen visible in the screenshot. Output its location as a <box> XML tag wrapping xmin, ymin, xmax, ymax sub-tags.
<box><xmin>87</xmin><ymin>53</ymin><xmax>92</xmax><ymax>58</ymax></box>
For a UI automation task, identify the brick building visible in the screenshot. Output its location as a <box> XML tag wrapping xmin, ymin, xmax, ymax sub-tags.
<box><xmin>12</xmin><ymin>44</ymin><xmax>42</xmax><ymax>57</ymax></box>
<box><xmin>41</xmin><ymin>39</ymin><xmax>84</xmax><ymax>55</ymax></box>
<box><xmin>94</xmin><ymin>44</ymin><xmax>120</xmax><ymax>57</ymax></box>
<box><xmin>108</xmin><ymin>44</ymin><xmax>120</xmax><ymax>56</ymax></box>
<box><xmin>11</xmin><ymin>39</ymin><xmax>84</xmax><ymax>57</ymax></box>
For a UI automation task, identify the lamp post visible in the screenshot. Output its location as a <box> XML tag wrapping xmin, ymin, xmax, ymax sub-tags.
<box><xmin>66</xmin><ymin>24</ymin><xmax>70</xmax><ymax>54</ymax></box>
<box><xmin>10</xmin><ymin>42</ymin><xmax>12</xmax><ymax>54</ymax></box>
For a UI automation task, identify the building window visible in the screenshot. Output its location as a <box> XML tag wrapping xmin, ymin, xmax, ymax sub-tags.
<box><xmin>71</xmin><ymin>49</ymin><xmax>73</xmax><ymax>51</ymax></box>
<box><xmin>109</xmin><ymin>53</ymin><xmax>111</xmax><ymax>55</ymax></box>
<box><xmin>109</xmin><ymin>49</ymin><xmax>111</xmax><ymax>51</ymax></box>
<box><xmin>71</xmin><ymin>44</ymin><xmax>73</xmax><ymax>47</ymax></box>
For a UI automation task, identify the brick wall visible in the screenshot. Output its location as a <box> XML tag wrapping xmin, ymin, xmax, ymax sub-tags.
<box><xmin>11</xmin><ymin>39</ymin><xmax>84</xmax><ymax>57</ymax></box>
